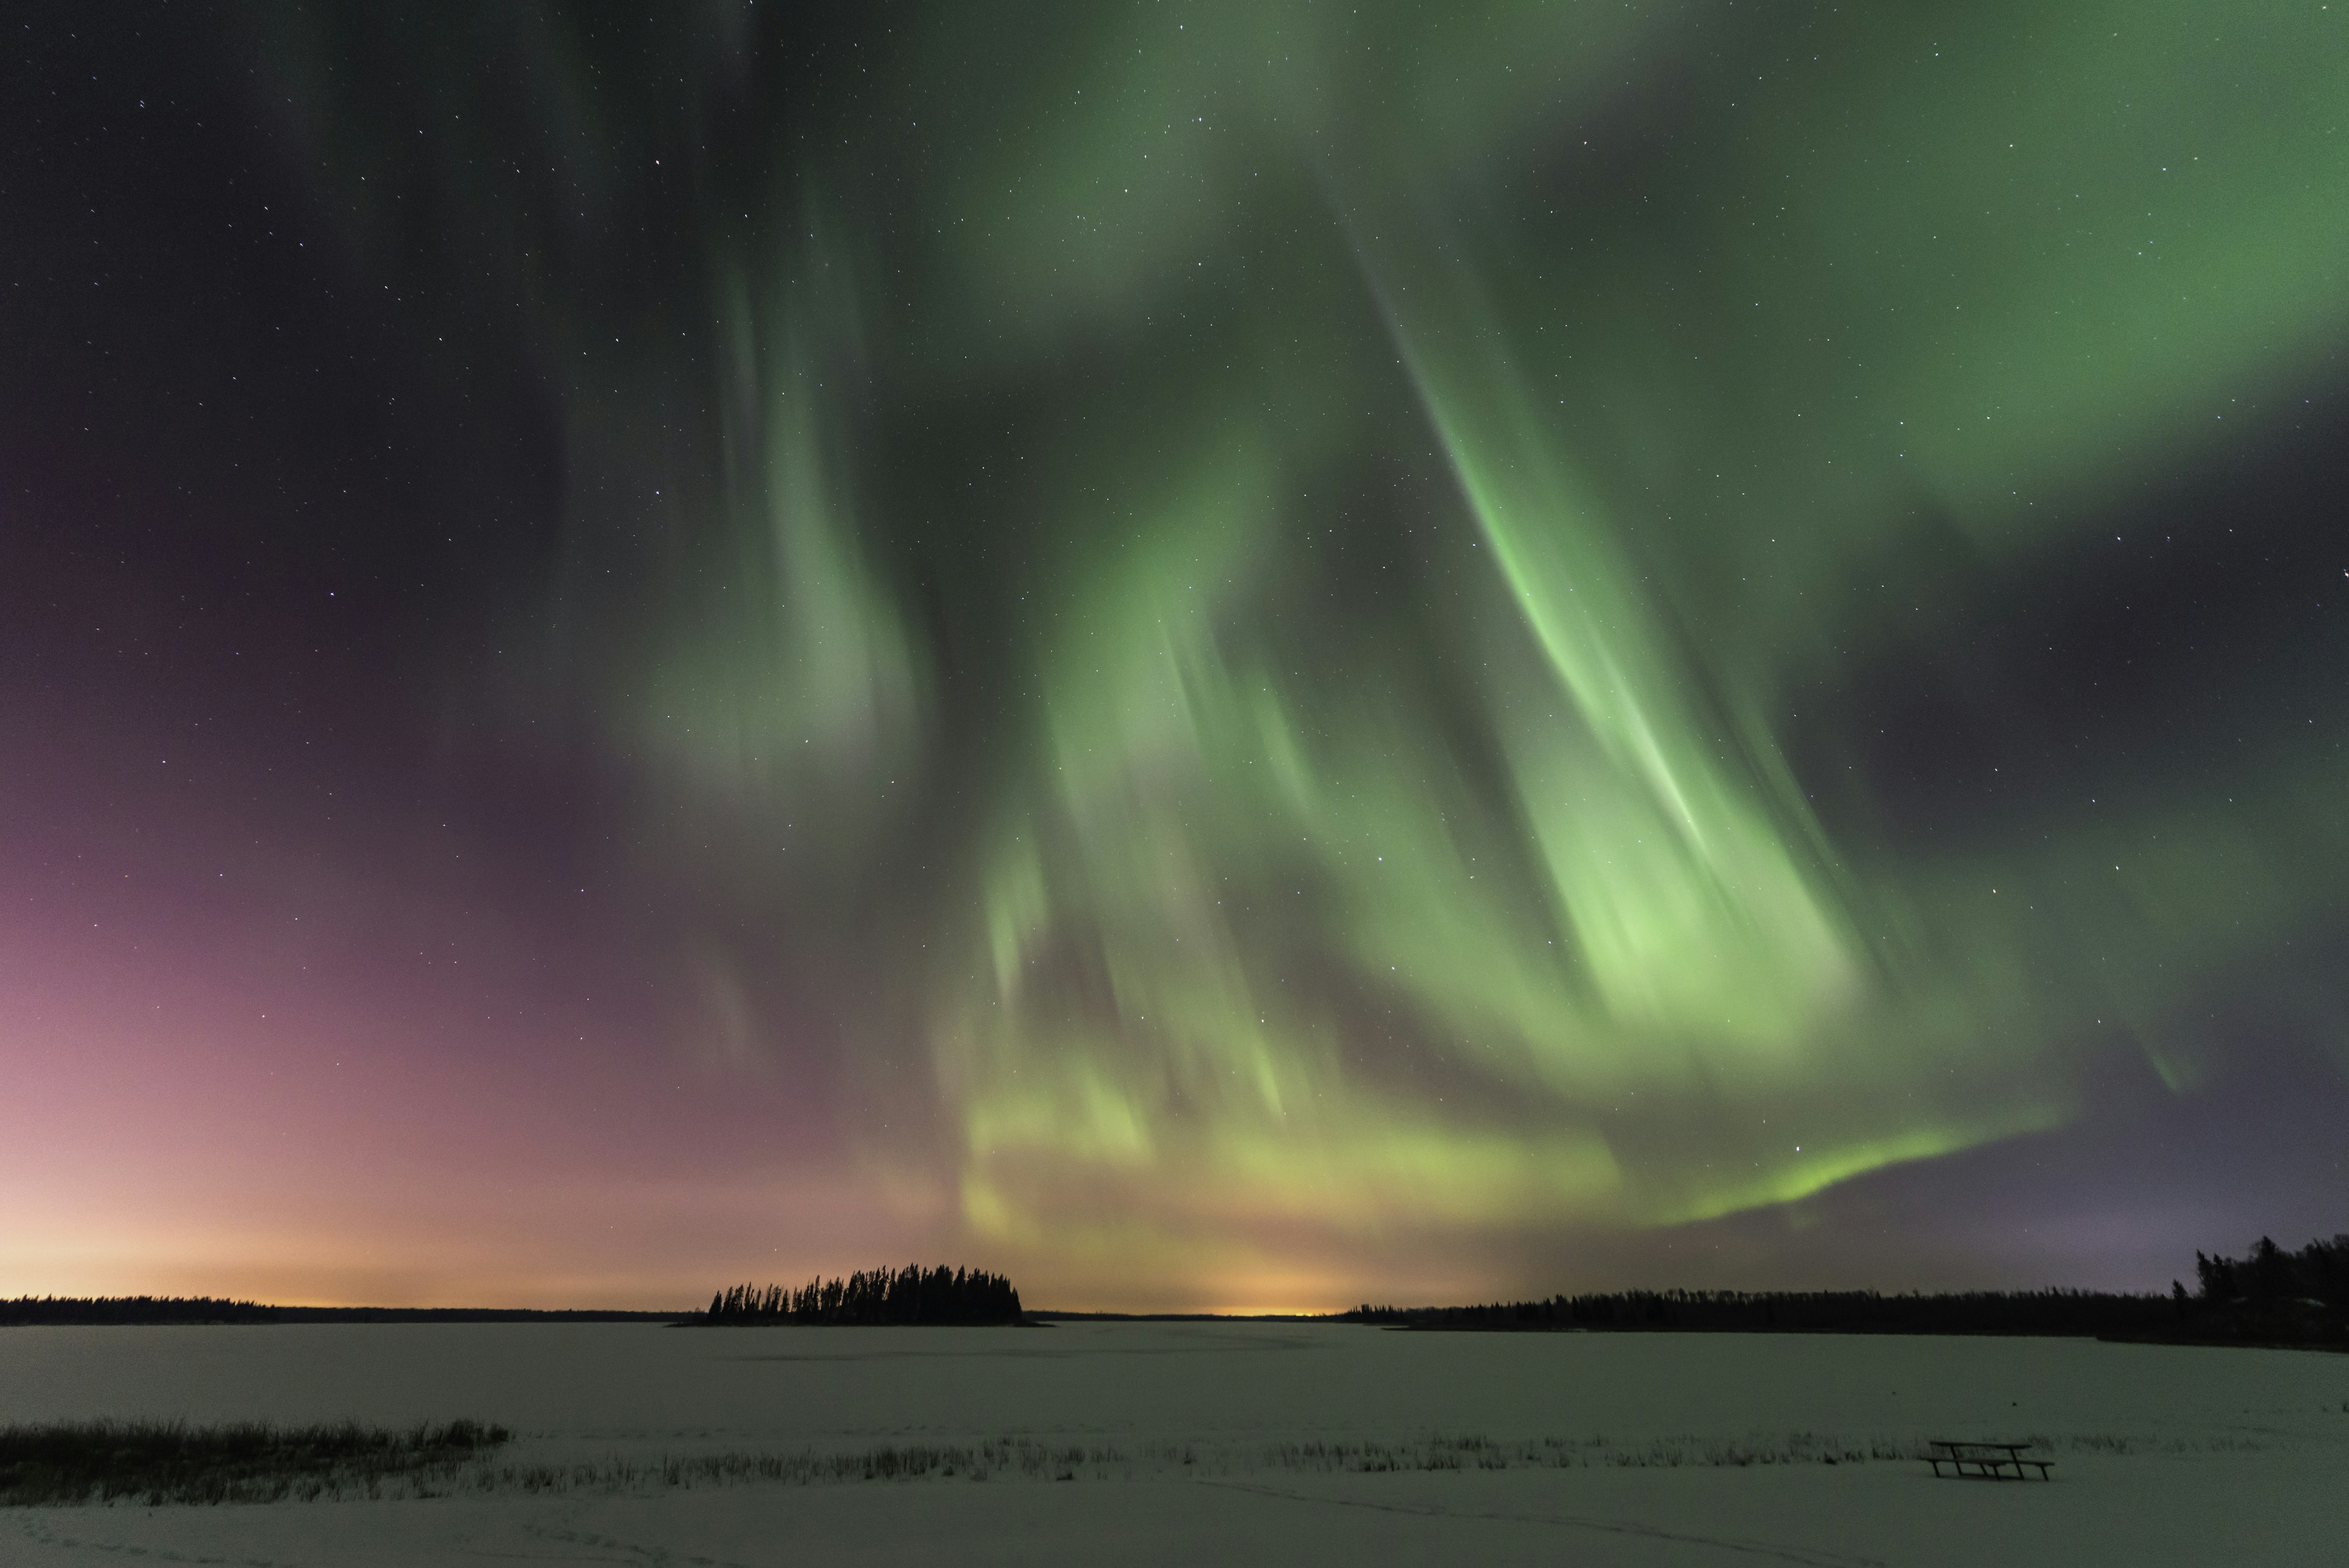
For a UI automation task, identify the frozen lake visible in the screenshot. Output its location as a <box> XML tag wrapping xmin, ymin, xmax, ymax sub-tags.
<box><xmin>6</xmin><ymin>1321</ymin><xmax>2344</xmax><ymax>1564</ymax></box>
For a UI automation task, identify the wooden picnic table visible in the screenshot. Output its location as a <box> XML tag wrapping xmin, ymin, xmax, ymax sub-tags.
<box><xmin>1925</xmin><ymin>1439</ymin><xmax>2053</xmax><ymax>1481</ymax></box>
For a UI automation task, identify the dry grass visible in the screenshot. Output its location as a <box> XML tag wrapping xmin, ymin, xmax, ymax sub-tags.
<box><xmin>452</xmin><ymin>1427</ymin><xmax>2251</xmax><ymax>1496</ymax></box>
<box><xmin>7</xmin><ymin>1422</ymin><xmax>2266</xmax><ymax>1506</ymax></box>
<box><xmin>0</xmin><ymin>1419</ymin><xmax>509</xmax><ymax>1507</ymax></box>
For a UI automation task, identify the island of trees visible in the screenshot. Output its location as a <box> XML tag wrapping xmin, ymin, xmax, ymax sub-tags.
<box><xmin>698</xmin><ymin>1265</ymin><xmax>1024</xmax><ymax>1326</ymax></box>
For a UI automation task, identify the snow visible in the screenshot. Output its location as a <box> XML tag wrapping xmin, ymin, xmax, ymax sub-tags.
<box><xmin>4</xmin><ymin>1321</ymin><xmax>2343</xmax><ymax>1564</ymax></box>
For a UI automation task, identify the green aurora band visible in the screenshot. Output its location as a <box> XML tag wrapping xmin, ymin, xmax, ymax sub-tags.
<box><xmin>270</xmin><ymin>0</ymin><xmax>2349</xmax><ymax>1301</ymax></box>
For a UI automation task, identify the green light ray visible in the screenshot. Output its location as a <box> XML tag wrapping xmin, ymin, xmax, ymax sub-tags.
<box><xmin>261</xmin><ymin>0</ymin><xmax>2349</xmax><ymax>1298</ymax></box>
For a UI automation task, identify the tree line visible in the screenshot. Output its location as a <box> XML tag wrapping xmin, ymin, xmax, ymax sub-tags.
<box><xmin>1338</xmin><ymin>1288</ymin><xmax>2182</xmax><ymax>1337</ymax></box>
<box><xmin>1342</xmin><ymin>1232</ymin><xmax>2349</xmax><ymax>1347</ymax></box>
<box><xmin>0</xmin><ymin>1296</ymin><xmax>678</xmax><ymax>1326</ymax></box>
<box><xmin>1</xmin><ymin>1296</ymin><xmax>279</xmax><ymax>1326</ymax></box>
<box><xmin>700</xmin><ymin>1265</ymin><xmax>1023</xmax><ymax>1326</ymax></box>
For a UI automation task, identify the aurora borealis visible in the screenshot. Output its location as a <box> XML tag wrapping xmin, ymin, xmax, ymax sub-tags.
<box><xmin>6</xmin><ymin>1</ymin><xmax>2347</xmax><ymax>1311</ymax></box>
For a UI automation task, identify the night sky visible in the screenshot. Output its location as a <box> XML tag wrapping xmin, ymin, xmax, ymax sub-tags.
<box><xmin>6</xmin><ymin>2</ymin><xmax>2347</xmax><ymax>1312</ymax></box>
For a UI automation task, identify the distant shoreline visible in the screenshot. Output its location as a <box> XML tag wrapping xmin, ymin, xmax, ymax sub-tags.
<box><xmin>0</xmin><ymin>1301</ymin><xmax>689</xmax><ymax>1326</ymax></box>
<box><xmin>11</xmin><ymin>1255</ymin><xmax>2341</xmax><ymax>1356</ymax></box>
<box><xmin>1023</xmin><ymin>1312</ymin><xmax>1331</xmax><ymax>1323</ymax></box>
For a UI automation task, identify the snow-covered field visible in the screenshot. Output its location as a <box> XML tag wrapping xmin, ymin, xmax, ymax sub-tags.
<box><xmin>4</xmin><ymin>1321</ymin><xmax>2343</xmax><ymax>1565</ymax></box>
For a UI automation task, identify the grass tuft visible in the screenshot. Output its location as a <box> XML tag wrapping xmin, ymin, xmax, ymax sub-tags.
<box><xmin>0</xmin><ymin>1419</ymin><xmax>510</xmax><ymax>1507</ymax></box>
